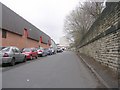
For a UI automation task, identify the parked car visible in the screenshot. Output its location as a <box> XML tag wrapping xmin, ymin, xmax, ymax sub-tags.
<box><xmin>62</xmin><ymin>47</ymin><xmax>65</xmax><ymax>51</ymax></box>
<box><xmin>50</xmin><ymin>47</ymin><xmax>55</xmax><ymax>54</ymax></box>
<box><xmin>42</xmin><ymin>48</ymin><xmax>48</xmax><ymax>57</ymax></box>
<box><xmin>37</xmin><ymin>47</ymin><xmax>44</xmax><ymax>57</ymax></box>
<box><xmin>57</xmin><ymin>48</ymin><xmax>63</xmax><ymax>53</ymax></box>
<box><xmin>45</xmin><ymin>48</ymin><xmax>52</xmax><ymax>55</ymax></box>
<box><xmin>0</xmin><ymin>46</ymin><xmax>6</xmax><ymax>51</ymax></box>
<box><xmin>0</xmin><ymin>46</ymin><xmax>26</xmax><ymax>66</ymax></box>
<box><xmin>22</xmin><ymin>48</ymin><xmax>38</xmax><ymax>60</ymax></box>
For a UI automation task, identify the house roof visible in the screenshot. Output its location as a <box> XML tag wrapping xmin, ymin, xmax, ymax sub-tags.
<box><xmin>2</xmin><ymin>3</ymin><xmax>50</xmax><ymax>43</ymax></box>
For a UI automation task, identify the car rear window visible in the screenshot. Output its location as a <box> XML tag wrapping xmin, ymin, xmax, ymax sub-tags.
<box><xmin>0</xmin><ymin>46</ymin><xmax>6</xmax><ymax>50</ymax></box>
<box><xmin>23</xmin><ymin>48</ymin><xmax>31</xmax><ymax>52</ymax></box>
<box><xmin>38</xmin><ymin>47</ymin><xmax>43</xmax><ymax>50</ymax></box>
<box><xmin>2</xmin><ymin>47</ymin><xmax>10</xmax><ymax>52</ymax></box>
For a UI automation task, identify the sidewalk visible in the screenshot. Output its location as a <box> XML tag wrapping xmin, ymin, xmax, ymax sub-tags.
<box><xmin>77</xmin><ymin>52</ymin><xmax>119</xmax><ymax>88</ymax></box>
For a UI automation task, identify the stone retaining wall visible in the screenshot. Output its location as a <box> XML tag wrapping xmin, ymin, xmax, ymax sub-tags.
<box><xmin>79</xmin><ymin>2</ymin><xmax>120</xmax><ymax>71</ymax></box>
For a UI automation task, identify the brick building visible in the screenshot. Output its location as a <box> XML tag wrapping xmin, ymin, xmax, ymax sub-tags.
<box><xmin>0</xmin><ymin>3</ymin><xmax>51</xmax><ymax>49</ymax></box>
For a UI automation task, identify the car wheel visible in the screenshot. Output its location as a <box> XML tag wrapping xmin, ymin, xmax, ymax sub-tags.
<box><xmin>42</xmin><ymin>54</ymin><xmax>44</xmax><ymax>57</ymax></box>
<box><xmin>10</xmin><ymin>58</ymin><xmax>15</xmax><ymax>66</ymax></box>
<box><xmin>30</xmin><ymin>55</ymin><xmax>33</xmax><ymax>60</ymax></box>
<box><xmin>35</xmin><ymin>55</ymin><xmax>38</xmax><ymax>59</ymax></box>
<box><xmin>23</xmin><ymin>57</ymin><xmax>27</xmax><ymax>62</ymax></box>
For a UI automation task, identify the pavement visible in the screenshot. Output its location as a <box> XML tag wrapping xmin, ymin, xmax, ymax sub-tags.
<box><xmin>76</xmin><ymin>52</ymin><xmax>119</xmax><ymax>89</ymax></box>
<box><xmin>2</xmin><ymin>51</ymin><xmax>104</xmax><ymax>88</ymax></box>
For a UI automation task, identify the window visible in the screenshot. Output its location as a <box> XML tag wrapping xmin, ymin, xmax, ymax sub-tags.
<box><xmin>2</xmin><ymin>47</ymin><xmax>10</xmax><ymax>52</ymax></box>
<box><xmin>23</xmin><ymin>48</ymin><xmax>31</xmax><ymax>52</ymax></box>
<box><xmin>15</xmin><ymin>48</ymin><xmax>20</xmax><ymax>53</ymax></box>
<box><xmin>31</xmin><ymin>48</ymin><xmax>35</xmax><ymax>52</ymax></box>
<box><xmin>12</xmin><ymin>48</ymin><xmax>17</xmax><ymax>53</ymax></box>
<box><xmin>12</xmin><ymin>47</ymin><xmax>20</xmax><ymax>53</ymax></box>
<box><xmin>2</xmin><ymin>30</ymin><xmax>7</xmax><ymax>38</ymax></box>
<box><xmin>24</xmin><ymin>28</ymin><xmax>28</xmax><ymax>37</ymax></box>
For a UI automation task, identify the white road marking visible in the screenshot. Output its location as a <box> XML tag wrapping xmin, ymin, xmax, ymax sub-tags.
<box><xmin>27</xmin><ymin>79</ymin><xmax>30</xmax><ymax>82</ymax></box>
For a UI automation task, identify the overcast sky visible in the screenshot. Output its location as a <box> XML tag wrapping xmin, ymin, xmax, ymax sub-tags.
<box><xmin>0</xmin><ymin>0</ymin><xmax>83</xmax><ymax>43</ymax></box>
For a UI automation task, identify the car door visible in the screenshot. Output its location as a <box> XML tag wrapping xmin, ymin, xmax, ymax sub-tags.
<box><xmin>12</xmin><ymin>47</ymin><xmax>20</xmax><ymax>62</ymax></box>
<box><xmin>31</xmin><ymin>49</ymin><xmax>34</xmax><ymax>57</ymax></box>
<box><xmin>34</xmin><ymin>49</ymin><xmax>38</xmax><ymax>56</ymax></box>
<box><xmin>32</xmin><ymin>48</ymin><xmax>37</xmax><ymax>57</ymax></box>
<box><xmin>16</xmin><ymin>47</ymin><xmax>24</xmax><ymax>62</ymax></box>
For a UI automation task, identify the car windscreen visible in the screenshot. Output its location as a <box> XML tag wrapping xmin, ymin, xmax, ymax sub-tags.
<box><xmin>44</xmin><ymin>49</ymin><xmax>48</xmax><ymax>51</ymax></box>
<box><xmin>23</xmin><ymin>48</ymin><xmax>31</xmax><ymax>52</ymax></box>
<box><xmin>38</xmin><ymin>48</ymin><xmax>43</xmax><ymax>51</ymax></box>
<box><xmin>38</xmin><ymin>47</ymin><xmax>43</xmax><ymax>50</ymax></box>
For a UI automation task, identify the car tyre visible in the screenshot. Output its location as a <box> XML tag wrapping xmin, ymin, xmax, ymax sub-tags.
<box><xmin>30</xmin><ymin>55</ymin><xmax>33</xmax><ymax>60</ymax></box>
<box><xmin>10</xmin><ymin>58</ymin><xmax>15</xmax><ymax>66</ymax></box>
<box><xmin>23</xmin><ymin>57</ymin><xmax>27</xmax><ymax>62</ymax></box>
<box><xmin>42</xmin><ymin>54</ymin><xmax>44</xmax><ymax>57</ymax></box>
<box><xmin>35</xmin><ymin>55</ymin><xmax>38</xmax><ymax>59</ymax></box>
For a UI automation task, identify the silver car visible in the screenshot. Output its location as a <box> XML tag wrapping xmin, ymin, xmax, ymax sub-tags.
<box><xmin>0</xmin><ymin>46</ymin><xmax>6</xmax><ymax>51</ymax></box>
<box><xmin>0</xmin><ymin>46</ymin><xmax>26</xmax><ymax>66</ymax></box>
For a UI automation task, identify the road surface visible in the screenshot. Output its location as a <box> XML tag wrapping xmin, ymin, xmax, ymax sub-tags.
<box><xmin>2</xmin><ymin>51</ymin><xmax>103</xmax><ymax>88</ymax></box>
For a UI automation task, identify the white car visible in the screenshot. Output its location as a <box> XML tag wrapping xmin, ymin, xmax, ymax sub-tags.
<box><xmin>37</xmin><ymin>47</ymin><xmax>44</xmax><ymax>57</ymax></box>
<box><xmin>57</xmin><ymin>48</ymin><xmax>63</xmax><ymax>53</ymax></box>
<box><xmin>50</xmin><ymin>47</ymin><xmax>55</xmax><ymax>54</ymax></box>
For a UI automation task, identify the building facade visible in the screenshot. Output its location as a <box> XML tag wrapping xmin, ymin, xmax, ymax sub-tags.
<box><xmin>0</xmin><ymin>3</ymin><xmax>52</xmax><ymax>49</ymax></box>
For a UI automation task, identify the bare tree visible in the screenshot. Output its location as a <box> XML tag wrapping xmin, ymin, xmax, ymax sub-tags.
<box><xmin>64</xmin><ymin>0</ymin><xmax>104</xmax><ymax>48</ymax></box>
<box><xmin>82</xmin><ymin>0</ymin><xmax>104</xmax><ymax>19</ymax></box>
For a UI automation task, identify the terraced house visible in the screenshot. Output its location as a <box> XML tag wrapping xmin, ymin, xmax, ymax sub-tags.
<box><xmin>0</xmin><ymin>3</ymin><xmax>52</xmax><ymax>49</ymax></box>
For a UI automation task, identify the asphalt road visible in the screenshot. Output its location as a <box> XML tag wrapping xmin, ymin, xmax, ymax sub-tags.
<box><xmin>2</xmin><ymin>51</ymin><xmax>103</xmax><ymax>88</ymax></box>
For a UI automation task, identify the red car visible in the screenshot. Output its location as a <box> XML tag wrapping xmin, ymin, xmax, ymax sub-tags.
<box><xmin>22</xmin><ymin>48</ymin><xmax>38</xmax><ymax>60</ymax></box>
